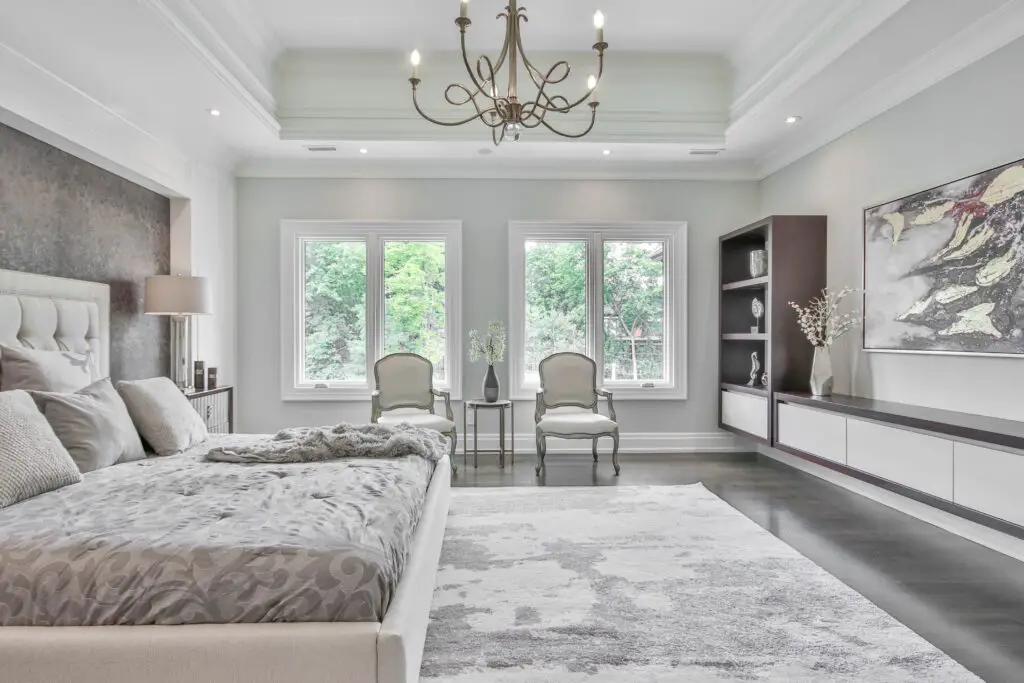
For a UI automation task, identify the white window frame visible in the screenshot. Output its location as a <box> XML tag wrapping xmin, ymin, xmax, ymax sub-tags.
<box><xmin>508</xmin><ymin>221</ymin><xmax>687</xmax><ymax>401</ymax></box>
<box><xmin>280</xmin><ymin>220</ymin><xmax>462</xmax><ymax>401</ymax></box>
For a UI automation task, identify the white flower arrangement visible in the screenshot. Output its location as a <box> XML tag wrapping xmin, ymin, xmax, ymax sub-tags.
<box><xmin>468</xmin><ymin>322</ymin><xmax>506</xmax><ymax>366</ymax></box>
<box><xmin>789</xmin><ymin>287</ymin><xmax>861</xmax><ymax>348</ymax></box>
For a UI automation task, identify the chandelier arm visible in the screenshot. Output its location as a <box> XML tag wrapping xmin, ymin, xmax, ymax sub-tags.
<box><xmin>457</xmin><ymin>15</ymin><xmax>509</xmax><ymax>102</ymax></box>
<box><xmin>535</xmin><ymin>51</ymin><xmax>606</xmax><ymax>114</ymax></box>
<box><xmin>410</xmin><ymin>80</ymin><xmax>501</xmax><ymax>127</ymax></box>
<box><xmin>538</xmin><ymin>103</ymin><xmax>600</xmax><ymax>139</ymax></box>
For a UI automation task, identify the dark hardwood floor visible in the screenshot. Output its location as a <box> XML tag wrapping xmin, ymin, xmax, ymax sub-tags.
<box><xmin>452</xmin><ymin>451</ymin><xmax>1024</xmax><ymax>683</ymax></box>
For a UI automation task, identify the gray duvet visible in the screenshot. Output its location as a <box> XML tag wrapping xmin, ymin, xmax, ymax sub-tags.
<box><xmin>0</xmin><ymin>435</ymin><xmax>437</xmax><ymax>626</ymax></box>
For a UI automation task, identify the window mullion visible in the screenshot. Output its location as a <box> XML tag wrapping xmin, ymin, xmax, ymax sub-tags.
<box><xmin>366</xmin><ymin>233</ymin><xmax>383</xmax><ymax>385</ymax></box>
<box><xmin>589</xmin><ymin>232</ymin><xmax>604</xmax><ymax>382</ymax></box>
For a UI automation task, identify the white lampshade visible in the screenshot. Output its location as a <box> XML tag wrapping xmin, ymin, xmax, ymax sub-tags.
<box><xmin>145</xmin><ymin>275</ymin><xmax>212</xmax><ymax>316</ymax></box>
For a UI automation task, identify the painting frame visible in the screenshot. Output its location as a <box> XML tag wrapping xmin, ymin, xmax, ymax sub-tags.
<box><xmin>862</xmin><ymin>156</ymin><xmax>1024</xmax><ymax>358</ymax></box>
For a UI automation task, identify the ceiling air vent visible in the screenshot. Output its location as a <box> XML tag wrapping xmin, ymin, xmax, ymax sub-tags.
<box><xmin>305</xmin><ymin>145</ymin><xmax>338</xmax><ymax>153</ymax></box>
<box><xmin>689</xmin><ymin>149</ymin><xmax>725</xmax><ymax>156</ymax></box>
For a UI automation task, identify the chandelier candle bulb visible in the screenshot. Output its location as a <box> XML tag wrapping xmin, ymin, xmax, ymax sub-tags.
<box><xmin>460</xmin><ymin>0</ymin><xmax>468</xmax><ymax>19</ymax></box>
<box><xmin>410</xmin><ymin>49</ymin><xmax>421</xmax><ymax>78</ymax></box>
<box><xmin>594</xmin><ymin>10</ymin><xmax>605</xmax><ymax>43</ymax></box>
<box><xmin>588</xmin><ymin>74</ymin><xmax>598</xmax><ymax>102</ymax></box>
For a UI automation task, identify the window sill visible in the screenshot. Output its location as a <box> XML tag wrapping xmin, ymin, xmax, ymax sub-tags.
<box><xmin>282</xmin><ymin>388</ymin><xmax>462</xmax><ymax>402</ymax></box>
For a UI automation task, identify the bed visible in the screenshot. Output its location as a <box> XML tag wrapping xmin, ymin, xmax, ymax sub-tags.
<box><xmin>0</xmin><ymin>269</ymin><xmax>451</xmax><ymax>683</ymax></box>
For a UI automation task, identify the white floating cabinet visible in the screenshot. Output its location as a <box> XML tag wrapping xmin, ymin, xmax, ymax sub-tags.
<box><xmin>846</xmin><ymin>419</ymin><xmax>954</xmax><ymax>501</ymax></box>
<box><xmin>721</xmin><ymin>390</ymin><xmax>768</xmax><ymax>441</ymax></box>
<box><xmin>777</xmin><ymin>403</ymin><xmax>847</xmax><ymax>465</ymax></box>
<box><xmin>954</xmin><ymin>442</ymin><xmax>1024</xmax><ymax>527</ymax></box>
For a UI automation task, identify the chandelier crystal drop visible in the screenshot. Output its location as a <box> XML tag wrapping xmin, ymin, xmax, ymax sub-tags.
<box><xmin>408</xmin><ymin>1</ymin><xmax>608</xmax><ymax>146</ymax></box>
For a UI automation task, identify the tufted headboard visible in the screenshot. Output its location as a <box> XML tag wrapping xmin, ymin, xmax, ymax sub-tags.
<box><xmin>0</xmin><ymin>269</ymin><xmax>110</xmax><ymax>379</ymax></box>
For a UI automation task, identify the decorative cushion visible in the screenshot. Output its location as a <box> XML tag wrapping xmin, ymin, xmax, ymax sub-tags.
<box><xmin>117</xmin><ymin>377</ymin><xmax>208</xmax><ymax>456</ymax></box>
<box><xmin>32</xmin><ymin>378</ymin><xmax>146</xmax><ymax>473</ymax></box>
<box><xmin>377</xmin><ymin>409</ymin><xmax>455</xmax><ymax>433</ymax></box>
<box><xmin>0</xmin><ymin>390</ymin><xmax>82</xmax><ymax>509</ymax></box>
<box><xmin>538</xmin><ymin>410</ymin><xmax>617</xmax><ymax>436</ymax></box>
<box><xmin>0</xmin><ymin>344</ymin><xmax>96</xmax><ymax>393</ymax></box>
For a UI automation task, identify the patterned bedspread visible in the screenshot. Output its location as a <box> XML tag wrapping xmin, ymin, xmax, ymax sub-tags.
<box><xmin>0</xmin><ymin>435</ymin><xmax>437</xmax><ymax>626</ymax></box>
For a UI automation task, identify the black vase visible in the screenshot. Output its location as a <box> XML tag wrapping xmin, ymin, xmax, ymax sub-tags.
<box><xmin>483</xmin><ymin>365</ymin><xmax>499</xmax><ymax>402</ymax></box>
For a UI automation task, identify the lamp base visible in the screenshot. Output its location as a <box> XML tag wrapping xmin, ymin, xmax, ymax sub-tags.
<box><xmin>170</xmin><ymin>316</ymin><xmax>193</xmax><ymax>390</ymax></box>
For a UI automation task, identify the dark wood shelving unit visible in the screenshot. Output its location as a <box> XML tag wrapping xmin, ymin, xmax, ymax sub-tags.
<box><xmin>722</xmin><ymin>276</ymin><xmax>768</xmax><ymax>291</ymax></box>
<box><xmin>722</xmin><ymin>333</ymin><xmax>767</xmax><ymax>341</ymax></box>
<box><xmin>718</xmin><ymin>216</ymin><xmax>827</xmax><ymax>444</ymax></box>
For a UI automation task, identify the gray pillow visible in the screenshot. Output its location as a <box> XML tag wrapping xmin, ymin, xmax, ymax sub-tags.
<box><xmin>0</xmin><ymin>390</ymin><xmax>82</xmax><ymax>509</ymax></box>
<box><xmin>0</xmin><ymin>345</ymin><xmax>96</xmax><ymax>393</ymax></box>
<box><xmin>32</xmin><ymin>377</ymin><xmax>146</xmax><ymax>473</ymax></box>
<box><xmin>117</xmin><ymin>377</ymin><xmax>208</xmax><ymax>456</ymax></box>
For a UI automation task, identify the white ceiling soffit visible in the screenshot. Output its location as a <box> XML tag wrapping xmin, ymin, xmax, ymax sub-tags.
<box><xmin>274</xmin><ymin>50</ymin><xmax>732</xmax><ymax>145</ymax></box>
<box><xmin>748</xmin><ymin>0</ymin><xmax>1024</xmax><ymax>177</ymax></box>
<box><xmin>2</xmin><ymin>0</ymin><xmax>1024</xmax><ymax>184</ymax></box>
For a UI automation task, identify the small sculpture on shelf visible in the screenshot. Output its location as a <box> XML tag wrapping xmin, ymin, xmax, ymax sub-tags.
<box><xmin>751</xmin><ymin>297</ymin><xmax>765</xmax><ymax>333</ymax></box>
<box><xmin>746</xmin><ymin>351</ymin><xmax>761</xmax><ymax>387</ymax></box>
<box><xmin>761</xmin><ymin>371</ymin><xmax>769</xmax><ymax>388</ymax></box>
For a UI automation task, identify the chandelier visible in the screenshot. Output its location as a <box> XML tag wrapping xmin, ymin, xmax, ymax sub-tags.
<box><xmin>408</xmin><ymin>0</ymin><xmax>608</xmax><ymax>145</ymax></box>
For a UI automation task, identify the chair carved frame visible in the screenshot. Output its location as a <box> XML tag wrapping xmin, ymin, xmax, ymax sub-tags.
<box><xmin>534</xmin><ymin>352</ymin><xmax>620</xmax><ymax>476</ymax></box>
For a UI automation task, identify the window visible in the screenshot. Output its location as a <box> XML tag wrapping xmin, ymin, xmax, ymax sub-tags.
<box><xmin>281</xmin><ymin>221</ymin><xmax>462</xmax><ymax>400</ymax></box>
<box><xmin>509</xmin><ymin>222</ymin><xmax>686</xmax><ymax>400</ymax></box>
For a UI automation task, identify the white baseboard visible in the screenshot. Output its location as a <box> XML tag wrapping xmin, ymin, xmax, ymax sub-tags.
<box><xmin>463</xmin><ymin>431</ymin><xmax>742</xmax><ymax>455</ymax></box>
<box><xmin>759</xmin><ymin>445</ymin><xmax>1024</xmax><ymax>564</ymax></box>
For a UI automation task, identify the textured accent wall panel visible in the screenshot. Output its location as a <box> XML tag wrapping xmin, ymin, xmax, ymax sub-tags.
<box><xmin>0</xmin><ymin>123</ymin><xmax>169</xmax><ymax>381</ymax></box>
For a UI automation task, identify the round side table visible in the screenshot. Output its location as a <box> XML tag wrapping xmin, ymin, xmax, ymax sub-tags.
<box><xmin>463</xmin><ymin>399</ymin><xmax>514</xmax><ymax>469</ymax></box>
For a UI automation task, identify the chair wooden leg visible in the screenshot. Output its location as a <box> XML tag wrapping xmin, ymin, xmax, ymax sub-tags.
<box><xmin>592</xmin><ymin>438</ymin><xmax>599</xmax><ymax>463</ymax></box>
<box><xmin>535</xmin><ymin>431</ymin><xmax>546</xmax><ymax>476</ymax></box>
<box><xmin>611</xmin><ymin>430</ymin><xmax>620</xmax><ymax>476</ymax></box>
<box><xmin>449</xmin><ymin>432</ymin><xmax>458</xmax><ymax>476</ymax></box>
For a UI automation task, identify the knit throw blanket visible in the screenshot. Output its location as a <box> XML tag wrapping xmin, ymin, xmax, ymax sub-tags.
<box><xmin>205</xmin><ymin>423</ymin><xmax>449</xmax><ymax>464</ymax></box>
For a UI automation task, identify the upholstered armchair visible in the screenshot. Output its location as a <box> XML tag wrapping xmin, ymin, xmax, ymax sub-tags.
<box><xmin>534</xmin><ymin>352</ymin><xmax>619</xmax><ymax>476</ymax></box>
<box><xmin>370</xmin><ymin>353</ymin><xmax>457</xmax><ymax>473</ymax></box>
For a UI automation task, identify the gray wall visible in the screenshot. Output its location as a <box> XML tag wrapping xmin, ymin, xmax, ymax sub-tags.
<box><xmin>236</xmin><ymin>178</ymin><xmax>760</xmax><ymax>434</ymax></box>
<box><xmin>0</xmin><ymin>123</ymin><xmax>170</xmax><ymax>381</ymax></box>
<box><xmin>760</xmin><ymin>36</ymin><xmax>1024</xmax><ymax>421</ymax></box>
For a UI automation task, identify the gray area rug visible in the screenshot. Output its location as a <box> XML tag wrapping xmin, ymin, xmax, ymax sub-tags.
<box><xmin>420</xmin><ymin>484</ymin><xmax>979</xmax><ymax>682</ymax></box>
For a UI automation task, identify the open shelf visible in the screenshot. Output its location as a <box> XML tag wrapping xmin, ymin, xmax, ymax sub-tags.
<box><xmin>720</xmin><ymin>382</ymin><xmax>768</xmax><ymax>397</ymax></box>
<box><xmin>722</xmin><ymin>276</ymin><xmax>768</xmax><ymax>291</ymax></box>
<box><xmin>723</xmin><ymin>333</ymin><xmax>766</xmax><ymax>341</ymax></box>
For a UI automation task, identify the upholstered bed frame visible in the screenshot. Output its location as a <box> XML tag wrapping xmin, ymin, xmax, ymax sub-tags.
<box><xmin>0</xmin><ymin>269</ymin><xmax>452</xmax><ymax>683</ymax></box>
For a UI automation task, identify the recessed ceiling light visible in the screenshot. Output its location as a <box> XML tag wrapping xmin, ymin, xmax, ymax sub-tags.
<box><xmin>603</xmin><ymin>149</ymin><xmax>612</xmax><ymax>156</ymax></box>
<box><xmin>359</xmin><ymin>148</ymin><xmax>368</xmax><ymax>154</ymax></box>
<box><xmin>208</xmin><ymin>109</ymin><xmax>221</xmax><ymax>117</ymax></box>
<box><xmin>785</xmin><ymin>115</ymin><xmax>802</xmax><ymax>124</ymax></box>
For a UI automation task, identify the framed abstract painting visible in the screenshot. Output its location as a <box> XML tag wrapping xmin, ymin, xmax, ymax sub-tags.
<box><xmin>863</xmin><ymin>158</ymin><xmax>1024</xmax><ymax>356</ymax></box>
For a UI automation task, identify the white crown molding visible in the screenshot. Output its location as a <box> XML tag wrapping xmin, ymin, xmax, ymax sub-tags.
<box><xmin>0</xmin><ymin>41</ymin><xmax>194</xmax><ymax>196</ymax></box>
<box><xmin>140</xmin><ymin>0</ymin><xmax>280</xmax><ymax>136</ymax></box>
<box><xmin>756</xmin><ymin>0</ymin><xmax>1024</xmax><ymax>178</ymax></box>
<box><xmin>234</xmin><ymin>157</ymin><xmax>761</xmax><ymax>182</ymax></box>
<box><xmin>277</xmin><ymin>107</ymin><xmax>729</xmax><ymax>145</ymax></box>
<box><xmin>730</xmin><ymin>0</ymin><xmax>912</xmax><ymax>123</ymax></box>
<box><xmin>469</xmin><ymin>432</ymin><xmax>742</xmax><ymax>455</ymax></box>
<box><xmin>215</xmin><ymin>0</ymin><xmax>283</xmax><ymax>61</ymax></box>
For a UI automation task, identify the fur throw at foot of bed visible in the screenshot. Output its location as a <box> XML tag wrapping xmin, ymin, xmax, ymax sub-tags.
<box><xmin>205</xmin><ymin>423</ymin><xmax>449</xmax><ymax>464</ymax></box>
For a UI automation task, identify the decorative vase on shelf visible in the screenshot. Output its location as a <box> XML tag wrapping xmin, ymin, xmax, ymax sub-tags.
<box><xmin>483</xmin><ymin>364</ymin><xmax>499</xmax><ymax>402</ymax></box>
<box><xmin>810</xmin><ymin>346</ymin><xmax>833</xmax><ymax>396</ymax></box>
<box><xmin>749</xmin><ymin>249</ymin><xmax>768</xmax><ymax>278</ymax></box>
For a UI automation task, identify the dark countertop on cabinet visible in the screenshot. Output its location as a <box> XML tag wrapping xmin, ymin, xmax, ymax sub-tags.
<box><xmin>775</xmin><ymin>392</ymin><xmax>1024</xmax><ymax>454</ymax></box>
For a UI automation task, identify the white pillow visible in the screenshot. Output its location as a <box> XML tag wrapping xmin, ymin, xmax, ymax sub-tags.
<box><xmin>117</xmin><ymin>377</ymin><xmax>208</xmax><ymax>456</ymax></box>
<box><xmin>32</xmin><ymin>377</ymin><xmax>146</xmax><ymax>473</ymax></box>
<box><xmin>0</xmin><ymin>345</ymin><xmax>97</xmax><ymax>393</ymax></box>
<box><xmin>0</xmin><ymin>390</ymin><xmax>82</xmax><ymax>509</ymax></box>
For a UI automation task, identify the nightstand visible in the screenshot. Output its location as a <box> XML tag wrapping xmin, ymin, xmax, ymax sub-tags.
<box><xmin>185</xmin><ymin>386</ymin><xmax>234</xmax><ymax>434</ymax></box>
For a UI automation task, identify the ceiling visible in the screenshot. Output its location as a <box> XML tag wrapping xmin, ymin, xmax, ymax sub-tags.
<box><xmin>1</xmin><ymin>0</ymin><xmax>1023</xmax><ymax>187</ymax></box>
<box><xmin>239</xmin><ymin>0</ymin><xmax>799</xmax><ymax>53</ymax></box>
